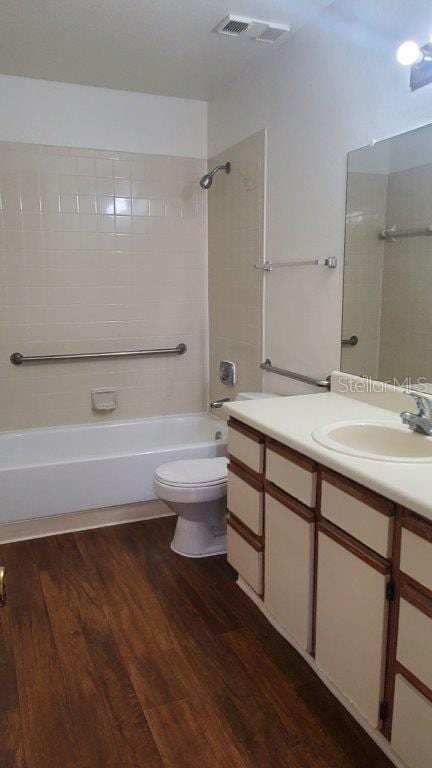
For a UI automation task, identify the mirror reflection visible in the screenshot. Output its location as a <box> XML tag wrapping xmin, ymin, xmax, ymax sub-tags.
<box><xmin>341</xmin><ymin>123</ymin><xmax>432</xmax><ymax>387</ymax></box>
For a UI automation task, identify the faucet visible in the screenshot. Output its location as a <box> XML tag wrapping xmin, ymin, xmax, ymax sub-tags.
<box><xmin>210</xmin><ymin>397</ymin><xmax>231</xmax><ymax>409</ymax></box>
<box><xmin>400</xmin><ymin>391</ymin><xmax>432</xmax><ymax>436</ymax></box>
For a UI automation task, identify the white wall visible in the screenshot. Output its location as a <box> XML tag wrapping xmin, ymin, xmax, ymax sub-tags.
<box><xmin>0</xmin><ymin>75</ymin><xmax>207</xmax><ymax>158</ymax></box>
<box><xmin>208</xmin><ymin>0</ymin><xmax>432</xmax><ymax>393</ymax></box>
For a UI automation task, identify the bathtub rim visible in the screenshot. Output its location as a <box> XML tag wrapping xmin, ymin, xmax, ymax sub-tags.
<box><xmin>0</xmin><ymin>410</ymin><xmax>227</xmax><ymax>470</ymax></box>
<box><xmin>0</xmin><ymin>409</ymin><xmax>226</xmax><ymax>439</ymax></box>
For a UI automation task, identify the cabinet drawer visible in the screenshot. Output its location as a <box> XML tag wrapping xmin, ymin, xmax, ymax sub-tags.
<box><xmin>227</xmin><ymin>517</ymin><xmax>263</xmax><ymax>596</ymax></box>
<box><xmin>320</xmin><ymin>470</ymin><xmax>394</xmax><ymax>558</ymax></box>
<box><xmin>397</xmin><ymin>588</ymin><xmax>432</xmax><ymax>692</ymax></box>
<box><xmin>266</xmin><ymin>440</ymin><xmax>317</xmax><ymax>508</ymax></box>
<box><xmin>227</xmin><ymin>463</ymin><xmax>263</xmax><ymax>536</ymax></box>
<box><xmin>400</xmin><ymin>515</ymin><xmax>432</xmax><ymax>593</ymax></box>
<box><xmin>391</xmin><ymin>674</ymin><xmax>432</xmax><ymax>768</ymax></box>
<box><xmin>228</xmin><ymin>419</ymin><xmax>264</xmax><ymax>475</ymax></box>
<box><xmin>265</xmin><ymin>487</ymin><xmax>314</xmax><ymax>651</ymax></box>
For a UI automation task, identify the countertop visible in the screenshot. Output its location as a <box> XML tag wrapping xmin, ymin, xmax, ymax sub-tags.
<box><xmin>223</xmin><ymin>392</ymin><xmax>432</xmax><ymax>521</ymax></box>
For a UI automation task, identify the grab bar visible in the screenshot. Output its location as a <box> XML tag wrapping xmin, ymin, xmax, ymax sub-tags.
<box><xmin>255</xmin><ymin>257</ymin><xmax>337</xmax><ymax>271</ymax></box>
<box><xmin>260</xmin><ymin>358</ymin><xmax>330</xmax><ymax>389</ymax></box>
<box><xmin>341</xmin><ymin>335</ymin><xmax>359</xmax><ymax>347</ymax></box>
<box><xmin>10</xmin><ymin>343</ymin><xmax>187</xmax><ymax>366</ymax></box>
<box><xmin>380</xmin><ymin>225</ymin><xmax>432</xmax><ymax>241</ymax></box>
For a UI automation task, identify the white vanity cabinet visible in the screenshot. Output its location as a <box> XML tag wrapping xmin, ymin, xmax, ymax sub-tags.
<box><xmin>225</xmin><ymin>415</ymin><xmax>432</xmax><ymax>768</ymax></box>
<box><xmin>315</xmin><ymin>520</ymin><xmax>391</xmax><ymax>728</ymax></box>
<box><xmin>264</xmin><ymin>484</ymin><xmax>315</xmax><ymax>652</ymax></box>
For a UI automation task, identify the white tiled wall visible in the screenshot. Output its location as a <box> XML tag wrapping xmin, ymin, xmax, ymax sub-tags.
<box><xmin>208</xmin><ymin>131</ymin><xmax>264</xmax><ymax>405</ymax></box>
<box><xmin>0</xmin><ymin>142</ymin><xmax>207</xmax><ymax>429</ymax></box>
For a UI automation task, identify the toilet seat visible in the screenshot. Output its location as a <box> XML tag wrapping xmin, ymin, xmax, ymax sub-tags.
<box><xmin>154</xmin><ymin>477</ymin><xmax>227</xmax><ymax>504</ymax></box>
<box><xmin>155</xmin><ymin>457</ymin><xmax>228</xmax><ymax>488</ymax></box>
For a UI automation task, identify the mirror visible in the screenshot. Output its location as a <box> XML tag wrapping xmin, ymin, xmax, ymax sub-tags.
<box><xmin>341</xmin><ymin>123</ymin><xmax>432</xmax><ymax>388</ymax></box>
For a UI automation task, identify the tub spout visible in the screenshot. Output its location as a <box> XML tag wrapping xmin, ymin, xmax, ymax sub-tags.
<box><xmin>210</xmin><ymin>397</ymin><xmax>231</xmax><ymax>409</ymax></box>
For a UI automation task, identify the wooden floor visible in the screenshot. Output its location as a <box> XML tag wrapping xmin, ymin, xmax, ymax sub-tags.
<box><xmin>0</xmin><ymin>516</ymin><xmax>393</xmax><ymax>768</ymax></box>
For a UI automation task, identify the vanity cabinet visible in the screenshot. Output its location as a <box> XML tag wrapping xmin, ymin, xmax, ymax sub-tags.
<box><xmin>264</xmin><ymin>484</ymin><xmax>315</xmax><ymax>652</ymax></box>
<box><xmin>315</xmin><ymin>520</ymin><xmax>391</xmax><ymax>728</ymax></box>
<box><xmin>226</xmin><ymin>416</ymin><xmax>432</xmax><ymax>768</ymax></box>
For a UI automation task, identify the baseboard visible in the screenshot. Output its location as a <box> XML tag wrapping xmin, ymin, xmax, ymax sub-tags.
<box><xmin>236</xmin><ymin>577</ymin><xmax>408</xmax><ymax>768</ymax></box>
<box><xmin>0</xmin><ymin>500</ymin><xmax>174</xmax><ymax>544</ymax></box>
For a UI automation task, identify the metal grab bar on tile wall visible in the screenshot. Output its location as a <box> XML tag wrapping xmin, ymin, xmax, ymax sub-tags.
<box><xmin>341</xmin><ymin>335</ymin><xmax>359</xmax><ymax>347</ymax></box>
<box><xmin>10</xmin><ymin>343</ymin><xmax>187</xmax><ymax>366</ymax></box>
<box><xmin>254</xmin><ymin>257</ymin><xmax>337</xmax><ymax>271</ymax></box>
<box><xmin>379</xmin><ymin>225</ymin><xmax>432</xmax><ymax>241</ymax></box>
<box><xmin>260</xmin><ymin>359</ymin><xmax>331</xmax><ymax>389</ymax></box>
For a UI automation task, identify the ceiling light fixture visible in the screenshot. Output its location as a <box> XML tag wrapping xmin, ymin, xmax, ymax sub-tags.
<box><xmin>396</xmin><ymin>38</ymin><xmax>432</xmax><ymax>90</ymax></box>
<box><xmin>396</xmin><ymin>40</ymin><xmax>422</xmax><ymax>66</ymax></box>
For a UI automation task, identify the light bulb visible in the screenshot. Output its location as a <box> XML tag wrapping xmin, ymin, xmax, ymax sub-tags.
<box><xmin>397</xmin><ymin>40</ymin><xmax>422</xmax><ymax>66</ymax></box>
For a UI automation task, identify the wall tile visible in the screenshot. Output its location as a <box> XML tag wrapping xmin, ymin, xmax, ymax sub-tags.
<box><xmin>0</xmin><ymin>141</ymin><xmax>206</xmax><ymax>430</ymax></box>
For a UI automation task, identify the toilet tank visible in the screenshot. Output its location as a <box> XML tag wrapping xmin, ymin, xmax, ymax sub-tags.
<box><xmin>235</xmin><ymin>392</ymin><xmax>280</xmax><ymax>401</ymax></box>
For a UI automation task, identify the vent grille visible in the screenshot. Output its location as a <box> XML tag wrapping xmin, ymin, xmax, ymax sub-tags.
<box><xmin>222</xmin><ymin>19</ymin><xmax>250</xmax><ymax>35</ymax></box>
<box><xmin>215</xmin><ymin>15</ymin><xmax>290</xmax><ymax>43</ymax></box>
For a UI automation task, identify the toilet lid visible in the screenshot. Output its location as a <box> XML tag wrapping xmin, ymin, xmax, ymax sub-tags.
<box><xmin>155</xmin><ymin>457</ymin><xmax>228</xmax><ymax>487</ymax></box>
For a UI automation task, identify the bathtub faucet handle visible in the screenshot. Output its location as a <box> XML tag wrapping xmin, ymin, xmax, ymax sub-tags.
<box><xmin>210</xmin><ymin>397</ymin><xmax>231</xmax><ymax>409</ymax></box>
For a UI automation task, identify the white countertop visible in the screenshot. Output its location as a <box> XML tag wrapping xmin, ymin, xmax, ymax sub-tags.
<box><xmin>224</xmin><ymin>392</ymin><xmax>432</xmax><ymax>521</ymax></box>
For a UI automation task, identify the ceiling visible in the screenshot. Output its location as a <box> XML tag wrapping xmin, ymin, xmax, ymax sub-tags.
<box><xmin>0</xmin><ymin>0</ymin><xmax>334</xmax><ymax>101</ymax></box>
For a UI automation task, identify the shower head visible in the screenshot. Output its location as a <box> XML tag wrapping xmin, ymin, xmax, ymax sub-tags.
<box><xmin>200</xmin><ymin>162</ymin><xmax>231</xmax><ymax>189</ymax></box>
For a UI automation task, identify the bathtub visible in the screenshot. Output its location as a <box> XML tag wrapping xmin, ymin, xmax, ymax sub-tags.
<box><xmin>0</xmin><ymin>414</ymin><xmax>227</xmax><ymax>524</ymax></box>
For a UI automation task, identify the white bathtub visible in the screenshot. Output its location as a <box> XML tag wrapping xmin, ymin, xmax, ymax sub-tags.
<box><xmin>0</xmin><ymin>414</ymin><xmax>227</xmax><ymax>524</ymax></box>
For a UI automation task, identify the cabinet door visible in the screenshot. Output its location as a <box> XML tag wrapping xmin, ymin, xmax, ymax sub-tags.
<box><xmin>264</xmin><ymin>489</ymin><xmax>314</xmax><ymax>651</ymax></box>
<box><xmin>315</xmin><ymin>523</ymin><xmax>390</xmax><ymax>728</ymax></box>
<box><xmin>391</xmin><ymin>674</ymin><xmax>432</xmax><ymax>768</ymax></box>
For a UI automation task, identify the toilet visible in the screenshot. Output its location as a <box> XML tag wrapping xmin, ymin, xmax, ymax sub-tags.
<box><xmin>154</xmin><ymin>392</ymin><xmax>280</xmax><ymax>558</ymax></box>
<box><xmin>154</xmin><ymin>457</ymin><xmax>228</xmax><ymax>557</ymax></box>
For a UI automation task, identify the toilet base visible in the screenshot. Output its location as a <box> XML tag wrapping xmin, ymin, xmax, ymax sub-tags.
<box><xmin>170</xmin><ymin>515</ymin><xmax>227</xmax><ymax>558</ymax></box>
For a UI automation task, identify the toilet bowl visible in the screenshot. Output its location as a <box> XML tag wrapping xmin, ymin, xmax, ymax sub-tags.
<box><xmin>154</xmin><ymin>457</ymin><xmax>228</xmax><ymax>557</ymax></box>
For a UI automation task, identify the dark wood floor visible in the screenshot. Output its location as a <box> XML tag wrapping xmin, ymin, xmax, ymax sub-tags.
<box><xmin>0</xmin><ymin>516</ymin><xmax>393</xmax><ymax>768</ymax></box>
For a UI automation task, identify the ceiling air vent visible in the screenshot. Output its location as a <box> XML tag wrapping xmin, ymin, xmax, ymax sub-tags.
<box><xmin>215</xmin><ymin>15</ymin><xmax>290</xmax><ymax>43</ymax></box>
<box><xmin>219</xmin><ymin>17</ymin><xmax>250</xmax><ymax>36</ymax></box>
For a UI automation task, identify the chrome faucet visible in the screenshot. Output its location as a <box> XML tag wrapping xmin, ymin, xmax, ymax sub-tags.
<box><xmin>400</xmin><ymin>391</ymin><xmax>432</xmax><ymax>436</ymax></box>
<box><xmin>210</xmin><ymin>397</ymin><xmax>231</xmax><ymax>409</ymax></box>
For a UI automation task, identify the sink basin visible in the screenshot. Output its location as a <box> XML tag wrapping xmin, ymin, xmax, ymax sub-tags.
<box><xmin>312</xmin><ymin>419</ymin><xmax>432</xmax><ymax>463</ymax></box>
